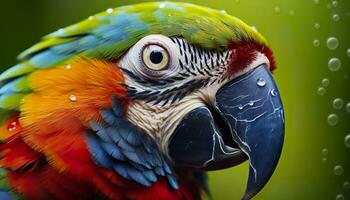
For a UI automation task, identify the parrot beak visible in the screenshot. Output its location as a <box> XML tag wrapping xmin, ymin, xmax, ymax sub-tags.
<box><xmin>214</xmin><ymin>64</ymin><xmax>285</xmax><ymax>199</ymax></box>
<box><xmin>168</xmin><ymin>64</ymin><xmax>284</xmax><ymax>200</ymax></box>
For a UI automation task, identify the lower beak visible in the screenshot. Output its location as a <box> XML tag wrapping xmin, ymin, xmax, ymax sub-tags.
<box><xmin>168</xmin><ymin>64</ymin><xmax>285</xmax><ymax>199</ymax></box>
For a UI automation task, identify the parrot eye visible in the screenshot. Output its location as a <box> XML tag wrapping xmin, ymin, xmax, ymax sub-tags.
<box><xmin>142</xmin><ymin>44</ymin><xmax>169</xmax><ymax>71</ymax></box>
<box><xmin>118</xmin><ymin>34</ymin><xmax>179</xmax><ymax>79</ymax></box>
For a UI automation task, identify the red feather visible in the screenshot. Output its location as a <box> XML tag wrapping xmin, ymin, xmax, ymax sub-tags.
<box><xmin>1</xmin><ymin>116</ymin><xmax>202</xmax><ymax>199</ymax></box>
<box><xmin>227</xmin><ymin>41</ymin><xmax>276</xmax><ymax>76</ymax></box>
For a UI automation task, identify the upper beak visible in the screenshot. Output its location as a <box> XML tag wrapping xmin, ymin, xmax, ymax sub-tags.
<box><xmin>168</xmin><ymin>64</ymin><xmax>285</xmax><ymax>199</ymax></box>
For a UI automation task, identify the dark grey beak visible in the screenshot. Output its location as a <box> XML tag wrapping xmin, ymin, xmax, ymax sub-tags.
<box><xmin>168</xmin><ymin>64</ymin><xmax>284</xmax><ymax>200</ymax></box>
<box><xmin>215</xmin><ymin>65</ymin><xmax>285</xmax><ymax>199</ymax></box>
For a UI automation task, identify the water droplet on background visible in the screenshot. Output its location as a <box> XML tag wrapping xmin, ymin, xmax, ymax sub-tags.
<box><xmin>88</xmin><ymin>16</ymin><xmax>94</xmax><ymax>20</ymax></box>
<box><xmin>335</xmin><ymin>194</ymin><xmax>345</xmax><ymax>200</ymax></box>
<box><xmin>238</xmin><ymin>105</ymin><xmax>243</xmax><ymax>110</ymax></box>
<box><xmin>220</xmin><ymin>10</ymin><xmax>227</xmax><ymax>14</ymax></box>
<box><xmin>328</xmin><ymin>58</ymin><xmax>341</xmax><ymax>72</ymax></box>
<box><xmin>274</xmin><ymin>6</ymin><xmax>280</xmax><ymax>13</ymax></box>
<box><xmin>65</xmin><ymin>64</ymin><xmax>71</xmax><ymax>69</ymax></box>
<box><xmin>334</xmin><ymin>165</ymin><xmax>344</xmax><ymax>175</ymax></box>
<box><xmin>332</xmin><ymin>14</ymin><xmax>340</xmax><ymax>22</ymax></box>
<box><xmin>347</xmin><ymin>49</ymin><xmax>350</xmax><ymax>57</ymax></box>
<box><xmin>327</xmin><ymin>114</ymin><xmax>338</xmax><ymax>126</ymax></box>
<box><xmin>345</xmin><ymin>134</ymin><xmax>350</xmax><ymax>148</ymax></box>
<box><xmin>249</xmin><ymin>101</ymin><xmax>254</xmax><ymax>106</ymax></box>
<box><xmin>314</xmin><ymin>23</ymin><xmax>320</xmax><ymax>29</ymax></box>
<box><xmin>344</xmin><ymin>181</ymin><xmax>350</xmax><ymax>189</ymax></box>
<box><xmin>332</xmin><ymin>98</ymin><xmax>344</xmax><ymax>110</ymax></box>
<box><xmin>69</xmin><ymin>95</ymin><xmax>77</xmax><ymax>102</ymax></box>
<box><xmin>322</xmin><ymin>157</ymin><xmax>327</xmax><ymax>163</ymax></box>
<box><xmin>317</xmin><ymin>87</ymin><xmax>326</xmax><ymax>96</ymax></box>
<box><xmin>314</xmin><ymin>0</ymin><xmax>320</xmax><ymax>4</ymax></box>
<box><xmin>313</xmin><ymin>39</ymin><xmax>320</xmax><ymax>47</ymax></box>
<box><xmin>321</xmin><ymin>78</ymin><xmax>330</xmax><ymax>86</ymax></box>
<box><xmin>346</xmin><ymin>102</ymin><xmax>350</xmax><ymax>113</ymax></box>
<box><xmin>321</xmin><ymin>148</ymin><xmax>329</xmax><ymax>156</ymax></box>
<box><xmin>289</xmin><ymin>10</ymin><xmax>295</xmax><ymax>16</ymax></box>
<box><xmin>327</xmin><ymin>37</ymin><xmax>339</xmax><ymax>50</ymax></box>
<box><xmin>332</xmin><ymin>1</ymin><xmax>338</xmax><ymax>7</ymax></box>
<box><xmin>257</xmin><ymin>78</ymin><xmax>266</xmax><ymax>87</ymax></box>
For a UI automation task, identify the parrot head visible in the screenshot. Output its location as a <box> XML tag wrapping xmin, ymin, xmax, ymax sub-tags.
<box><xmin>0</xmin><ymin>2</ymin><xmax>284</xmax><ymax>200</ymax></box>
<box><xmin>118</xmin><ymin>35</ymin><xmax>283</xmax><ymax>200</ymax></box>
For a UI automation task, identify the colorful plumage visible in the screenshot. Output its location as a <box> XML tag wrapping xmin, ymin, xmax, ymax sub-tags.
<box><xmin>0</xmin><ymin>2</ymin><xmax>285</xmax><ymax>200</ymax></box>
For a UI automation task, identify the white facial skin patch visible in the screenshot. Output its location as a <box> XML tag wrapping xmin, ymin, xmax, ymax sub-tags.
<box><xmin>119</xmin><ymin>35</ymin><xmax>270</xmax><ymax>155</ymax></box>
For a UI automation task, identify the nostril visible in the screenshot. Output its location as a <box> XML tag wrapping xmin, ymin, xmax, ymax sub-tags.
<box><xmin>207</xmin><ymin>105</ymin><xmax>239</xmax><ymax>149</ymax></box>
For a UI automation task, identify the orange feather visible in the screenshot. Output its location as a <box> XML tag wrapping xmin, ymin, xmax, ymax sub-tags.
<box><xmin>0</xmin><ymin>59</ymin><xmax>201</xmax><ymax>199</ymax></box>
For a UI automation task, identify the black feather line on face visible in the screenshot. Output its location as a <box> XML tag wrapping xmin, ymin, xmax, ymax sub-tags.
<box><xmin>123</xmin><ymin>37</ymin><xmax>230</xmax><ymax>106</ymax></box>
<box><xmin>126</xmin><ymin>78</ymin><xmax>210</xmax><ymax>105</ymax></box>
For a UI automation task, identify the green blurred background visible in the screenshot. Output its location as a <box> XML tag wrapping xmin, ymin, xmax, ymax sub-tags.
<box><xmin>1</xmin><ymin>0</ymin><xmax>349</xmax><ymax>199</ymax></box>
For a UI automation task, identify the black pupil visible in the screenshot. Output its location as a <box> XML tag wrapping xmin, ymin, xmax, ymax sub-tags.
<box><xmin>150</xmin><ymin>50</ymin><xmax>163</xmax><ymax>64</ymax></box>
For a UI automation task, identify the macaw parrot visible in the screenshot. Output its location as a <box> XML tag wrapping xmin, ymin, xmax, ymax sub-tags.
<box><xmin>0</xmin><ymin>2</ymin><xmax>284</xmax><ymax>200</ymax></box>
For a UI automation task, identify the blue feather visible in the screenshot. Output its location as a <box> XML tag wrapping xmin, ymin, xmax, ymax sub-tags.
<box><xmin>111</xmin><ymin>97</ymin><xmax>123</xmax><ymax>116</ymax></box>
<box><xmin>51</xmin><ymin>40</ymin><xmax>80</xmax><ymax>55</ymax></box>
<box><xmin>122</xmin><ymin>151</ymin><xmax>144</xmax><ymax>166</ymax></box>
<box><xmin>154</xmin><ymin>167</ymin><xmax>165</xmax><ymax>176</ymax></box>
<box><xmin>116</xmin><ymin>136</ymin><xmax>135</xmax><ymax>152</ymax></box>
<box><xmin>106</xmin><ymin>127</ymin><xmax>123</xmax><ymax>143</ymax></box>
<box><xmin>0</xmin><ymin>191</ymin><xmax>13</xmax><ymax>200</ymax></box>
<box><xmin>79</xmin><ymin>35</ymin><xmax>100</xmax><ymax>49</ymax></box>
<box><xmin>162</xmin><ymin>161</ymin><xmax>172</xmax><ymax>174</ymax></box>
<box><xmin>143</xmin><ymin>170</ymin><xmax>157</xmax><ymax>182</ymax></box>
<box><xmin>85</xmin><ymin>133</ymin><xmax>113</xmax><ymax>168</ymax></box>
<box><xmin>96</xmin><ymin>129</ymin><xmax>112</xmax><ymax>143</ymax></box>
<box><xmin>100</xmin><ymin>109</ymin><xmax>118</xmax><ymax>125</ymax></box>
<box><xmin>134</xmin><ymin>148</ymin><xmax>152</xmax><ymax>169</ymax></box>
<box><xmin>90</xmin><ymin>122</ymin><xmax>104</xmax><ymax>132</ymax></box>
<box><xmin>101</xmin><ymin>28</ymin><xmax>130</xmax><ymax>43</ymax></box>
<box><xmin>166</xmin><ymin>175</ymin><xmax>179</xmax><ymax>190</ymax></box>
<box><xmin>125</xmin><ymin>167</ymin><xmax>152</xmax><ymax>187</ymax></box>
<box><xmin>85</xmin><ymin>97</ymin><xmax>178</xmax><ymax>189</ymax></box>
<box><xmin>113</xmin><ymin>164</ymin><xmax>128</xmax><ymax>179</ymax></box>
<box><xmin>100</xmin><ymin>142</ymin><xmax>125</xmax><ymax>161</ymax></box>
<box><xmin>120</xmin><ymin>126</ymin><xmax>142</xmax><ymax>146</ymax></box>
<box><xmin>111</xmin><ymin>13</ymin><xmax>149</xmax><ymax>33</ymax></box>
<box><xmin>0</xmin><ymin>76</ymin><xmax>30</xmax><ymax>94</ymax></box>
<box><xmin>30</xmin><ymin>50</ymin><xmax>70</xmax><ymax>68</ymax></box>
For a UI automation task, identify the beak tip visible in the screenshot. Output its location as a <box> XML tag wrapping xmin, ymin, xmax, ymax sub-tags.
<box><xmin>241</xmin><ymin>195</ymin><xmax>251</xmax><ymax>200</ymax></box>
<box><xmin>241</xmin><ymin>192</ymin><xmax>256</xmax><ymax>200</ymax></box>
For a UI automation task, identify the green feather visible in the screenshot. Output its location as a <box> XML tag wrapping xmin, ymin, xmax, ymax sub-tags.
<box><xmin>0</xmin><ymin>62</ymin><xmax>34</xmax><ymax>82</ymax></box>
<box><xmin>18</xmin><ymin>37</ymin><xmax>75</xmax><ymax>60</ymax></box>
<box><xmin>0</xmin><ymin>93</ymin><xmax>27</xmax><ymax>110</ymax></box>
<box><xmin>0</xmin><ymin>2</ymin><xmax>268</xmax><ymax>113</ymax></box>
<box><xmin>0</xmin><ymin>76</ymin><xmax>31</xmax><ymax>94</ymax></box>
<box><xmin>18</xmin><ymin>2</ymin><xmax>267</xmax><ymax>67</ymax></box>
<box><xmin>0</xmin><ymin>169</ymin><xmax>10</xmax><ymax>190</ymax></box>
<box><xmin>0</xmin><ymin>168</ymin><xmax>22</xmax><ymax>199</ymax></box>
